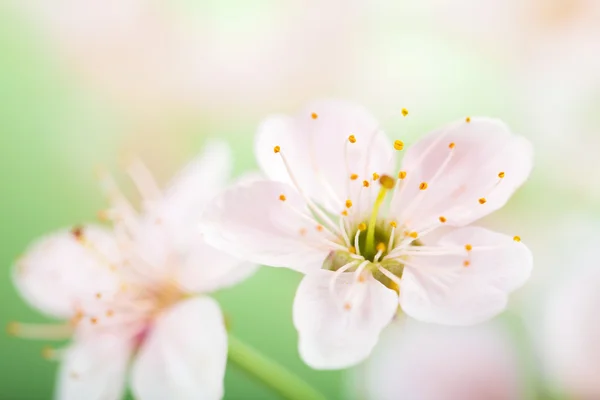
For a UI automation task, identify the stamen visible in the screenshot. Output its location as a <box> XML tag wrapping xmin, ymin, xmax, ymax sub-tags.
<box><xmin>466</xmin><ymin>117</ymin><xmax>471</xmax><ymax>123</ymax></box>
<box><xmin>345</xmin><ymin>200</ymin><xmax>353</xmax><ymax>209</ymax></box>
<box><xmin>387</xmin><ymin>224</ymin><xmax>397</xmax><ymax>253</ymax></box>
<box><xmin>279</xmin><ymin>194</ymin><xmax>286</xmax><ymax>201</ymax></box>
<box><xmin>401</xmin><ymin>108</ymin><xmax>409</xmax><ymax>117</ymax></box>
<box><xmin>363</xmin><ymin>180</ymin><xmax>370</xmax><ymax>187</ymax></box>
<box><xmin>439</xmin><ymin>216</ymin><xmax>447</xmax><ymax>223</ymax></box>
<box><xmin>419</xmin><ymin>182</ymin><xmax>428</xmax><ymax>191</ymax></box>
<box><xmin>479</xmin><ymin>198</ymin><xmax>487</xmax><ymax>205</ymax></box>
<box><xmin>311</xmin><ymin>112</ymin><xmax>318</xmax><ymax>120</ymax></box>
<box><xmin>348</xmin><ymin>246</ymin><xmax>357</xmax><ymax>254</ymax></box>
<box><xmin>465</xmin><ymin>244</ymin><xmax>473</xmax><ymax>252</ymax></box>
<box><xmin>513</xmin><ymin>236</ymin><xmax>521</xmax><ymax>242</ymax></box>
<box><xmin>348</xmin><ymin>135</ymin><xmax>356</xmax><ymax>144</ymax></box>
<box><xmin>7</xmin><ymin>322</ymin><xmax>73</xmax><ymax>340</ymax></box>
<box><xmin>328</xmin><ymin>261</ymin><xmax>360</xmax><ymax>304</ymax></box>
<box><xmin>498</xmin><ymin>171</ymin><xmax>506</xmax><ymax>179</ymax></box>
<box><xmin>350</xmin><ymin>174</ymin><xmax>359</xmax><ymax>180</ymax></box>
<box><xmin>398</xmin><ymin>171</ymin><xmax>407</xmax><ymax>180</ymax></box>
<box><xmin>372</xmin><ymin>172</ymin><xmax>380</xmax><ymax>181</ymax></box>
<box><xmin>273</xmin><ymin>146</ymin><xmax>281</xmax><ymax>153</ymax></box>
<box><xmin>463</xmin><ymin>260</ymin><xmax>471</xmax><ymax>267</ymax></box>
<box><xmin>377</xmin><ymin>266</ymin><xmax>402</xmax><ymax>288</ymax></box>
<box><xmin>394</xmin><ymin>140</ymin><xmax>404</xmax><ymax>151</ymax></box>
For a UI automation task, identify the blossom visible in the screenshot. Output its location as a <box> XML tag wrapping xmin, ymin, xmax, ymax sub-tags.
<box><xmin>358</xmin><ymin>320</ymin><xmax>525</xmax><ymax>400</ymax></box>
<box><xmin>544</xmin><ymin>239</ymin><xmax>600</xmax><ymax>399</ymax></box>
<box><xmin>10</xmin><ymin>141</ymin><xmax>255</xmax><ymax>399</ymax></box>
<box><xmin>201</xmin><ymin>100</ymin><xmax>534</xmax><ymax>369</ymax></box>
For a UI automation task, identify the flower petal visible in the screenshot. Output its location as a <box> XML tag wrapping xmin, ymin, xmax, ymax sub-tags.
<box><xmin>131</xmin><ymin>297</ymin><xmax>227</xmax><ymax>400</ymax></box>
<box><xmin>392</xmin><ymin>118</ymin><xmax>533</xmax><ymax>229</ymax></box>
<box><xmin>201</xmin><ymin>180</ymin><xmax>331</xmax><ymax>273</ymax></box>
<box><xmin>162</xmin><ymin>140</ymin><xmax>232</xmax><ymax>228</ymax></box>
<box><xmin>293</xmin><ymin>270</ymin><xmax>398</xmax><ymax>369</ymax></box>
<box><xmin>56</xmin><ymin>332</ymin><xmax>133</xmax><ymax>400</ymax></box>
<box><xmin>255</xmin><ymin>99</ymin><xmax>394</xmax><ymax>212</ymax></box>
<box><xmin>13</xmin><ymin>226</ymin><xmax>121</xmax><ymax>318</ymax></box>
<box><xmin>399</xmin><ymin>227</ymin><xmax>532</xmax><ymax>325</ymax></box>
<box><xmin>174</xmin><ymin>238</ymin><xmax>258</xmax><ymax>294</ymax></box>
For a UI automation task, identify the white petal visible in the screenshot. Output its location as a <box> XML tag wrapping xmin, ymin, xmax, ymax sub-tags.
<box><xmin>255</xmin><ymin>99</ymin><xmax>394</xmax><ymax>212</ymax></box>
<box><xmin>131</xmin><ymin>297</ymin><xmax>227</xmax><ymax>400</ymax></box>
<box><xmin>13</xmin><ymin>226</ymin><xmax>121</xmax><ymax>318</ymax></box>
<box><xmin>163</xmin><ymin>140</ymin><xmax>233</xmax><ymax>220</ymax></box>
<box><xmin>56</xmin><ymin>332</ymin><xmax>133</xmax><ymax>400</ymax></box>
<box><xmin>201</xmin><ymin>180</ymin><xmax>331</xmax><ymax>273</ymax></box>
<box><xmin>400</xmin><ymin>227</ymin><xmax>532</xmax><ymax>325</ymax></box>
<box><xmin>293</xmin><ymin>270</ymin><xmax>398</xmax><ymax>369</ymax></box>
<box><xmin>392</xmin><ymin>118</ymin><xmax>533</xmax><ymax>229</ymax></box>
<box><xmin>174</xmin><ymin>238</ymin><xmax>258</xmax><ymax>293</ymax></box>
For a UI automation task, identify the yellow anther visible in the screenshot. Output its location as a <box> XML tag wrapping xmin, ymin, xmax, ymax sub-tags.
<box><xmin>409</xmin><ymin>231</ymin><xmax>418</xmax><ymax>239</ymax></box>
<box><xmin>106</xmin><ymin>310</ymin><xmax>114</xmax><ymax>317</ymax></box>
<box><xmin>344</xmin><ymin>302</ymin><xmax>352</xmax><ymax>311</ymax></box>
<box><xmin>350</xmin><ymin>173</ymin><xmax>359</xmax><ymax>180</ymax></box>
<box><xmin>348</xmin><ymin>246</ymin><xmax>357</xmax><ymax>254</ymax></box>
<box><xmin>279</xmin><ymin>194</ymin><xmax>286</xmax><ymax>201</ymax></box>
<box><xmin>513</xmin><ymin>236</ymin><xmax>521</xmax><ymax>242</ymax></box>
<box><xmin>358</xmin><ymin>274</ymin><xmax>367</xmax><ymax>283</ymax></box>
<box><xmin>273</xmin><ymin>146</ymin><xmax>281</xmax><ymax>153</ymax></box>
<box><xmin>95</xmin><ymin>293</ymin><xmax>102</xmax><ymax>299</ymax></box>
<box><xmin>449</xmin><ymin>142</ymin><xmax>456</xmax><ymax>149</ymax></box>
<box><xmin>90</xmin><ymin>317</ymin><xmax>98</xmax><ymax>325</ymax></box>
<box><xmin>401</xmin><ymin>108</ymin><xmax>409</xmax><ymax>117</ymax></box>
<box><xmin>348</xmin><ymin>135</ymin><xmax>356</xmax><ymax>143</ymax></box>
<box><xmin>390</xmin><ymin>221</ymin><xmax>397</xmax><ymax>228</ymax></box>
<box><xmin>463</xmin><ymin>260</ymin><xmax>471</xmax><ymax>267</ymax></box>
<box><xmin>439</xmin><ymin>216</ymin><xmax>447</xmax><ymax>223</ymax></box>
<box><xmin>299</xmin><ymin>228</ymin><xmax>307</xmax><ymax>236</ymax></box>
<box><xmin>419</xmin><ymin>182</ymin><xmax>428</xmax><ymax>191</ymax></box>
<box><xmin>341</xmin><ymin>210</ymin><xmax>348</xmax><ymax>216</ymax></box>
<box><xmin>311</xmin><ymin>112</ymin><xmax>318</xmax><ymax>120</ymax></box>
<box><xmin>376</xmin><ymin>242</ymin><xmax>387</xmax><ymax>252</ymax></box>
<box><xmin>41</xmin><ymin>346</ymin><xmax>54</xmax><ymax>360</ymax></box>
<box><xmin>465</xmin><ymin>244</ymin><xmax>473</xmax><ymax>252</ymax></box>
<box><xmin>479</xmin><ymin>198</ymin><xmax>487</xmax><ymax>205</ymax></box>
<box><xmin>379</xmin><ymin>175</ymin><xmax>396</xmax><ymax>189</ymax></box>
<box><xmin>316</xmin><ymin>225</ymin><xmax>324</xmax><ymax>232</ymax></box>
<box><xmin>363</xmin><ymin>180</ymin><xmax>370</xmax><ymax>187</ymax></box>
<box><xmin>498</xmin><ymin>171</ymin><xmax>506</xmax><ymax>179</ymax></box>
<box><xmin>398</xmin><ymin>171</ymin><xmax>407</xmax><ymax>180</ymax></box>
<box><xmin>71</xmin><ymin>226</ymin><xmax>85</xmax><ymax>241</ymax></box>
<box><xmin>466</xmin><ymin>116</ymin><xmax>471</xmax><ymax>123</ymax></box>
<box><xmin>394</xmin><ymin>140</ymin><xmax>404</xmax><ymax>151</ymax></box>
<box><xmin>372</xmin><ymin>172</ymin><xmax>380</xmax><ymax>181</ymax></box>
<box><xmin>345</xmin><ymin>199</ymin><xmax>353</xmax><ymax>208</ymax></box>
<box><xmin>358</xmin><ymin>223</ymin><xmax>367</xmax><ymax>231</ymax></box>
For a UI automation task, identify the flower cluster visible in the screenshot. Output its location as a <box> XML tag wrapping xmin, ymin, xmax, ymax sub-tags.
<box><xmin>11</xmin><ymin>100</ymin><xmax>534</xmax><ymax>398</ymax></box>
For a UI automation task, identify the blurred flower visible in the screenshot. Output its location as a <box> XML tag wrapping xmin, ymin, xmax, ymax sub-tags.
<box><xmin>358</xmin><ymin>319</ymin><xmax>525</xmax><ymax>400</ymax></box>
<box><xmin>543</xmin><ymin>227</ymin><xmax>600</xmax><ymax>399</ymax></box>
<box><xmin>201</xmin><ymin>100</ymin><xmax>533</xmax><ymax>369</ymax></box>
<box><xmin>15</xmin><ymin>0</ymin><xmax>362</xmax><ymax>116</ymax></box>
<box><xmin>10</xmin><ymin>142</ymin><xmax>255</xmax><ymax>400</ymax></box>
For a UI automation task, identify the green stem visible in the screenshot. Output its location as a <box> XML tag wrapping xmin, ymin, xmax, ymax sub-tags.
<box><xmin>365</xmin><ymin>186</ymin><xmax>388</xmax><ymax>255</ymax></box>
<box><xmin>228</xmin><ymin>334</ymin><xmax>327</xmax><ymax>400</ymax></box>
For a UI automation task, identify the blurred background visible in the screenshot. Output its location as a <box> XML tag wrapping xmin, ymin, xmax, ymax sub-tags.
<box><xmin>0</xmin><ymin>0</ymin><xmax>598</xmax><ymax>399</ymax></box>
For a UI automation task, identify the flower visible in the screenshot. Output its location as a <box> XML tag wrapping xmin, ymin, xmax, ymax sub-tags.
<box><xmin>544</xmin><ymin>236</ymin><xmax>600</xmax><ymax>399</ymax></box>
<box><xmin>10</xmin><ymin>141</ymin><xmax>256</xmax><ymax>399</ymax></box>
<box><xmin>201</xmin><ymin>100</ymin><xmax>534</xmax><ymax>369</ymax></box>
<box><xmin>358</xmin><ymin>320</ymin><xmax>525</xmax><ymax>400</ymax></box>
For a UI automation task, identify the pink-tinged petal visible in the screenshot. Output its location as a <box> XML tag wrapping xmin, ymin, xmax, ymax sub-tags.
<box><xmin>174</xmin><ymin>238</ymin><xmax>257</xmax><ymax>294</ymax></box>
<box><xmin>131</xmin><ymin>297</ymin><xmax>227</xmax><ymax>400</ymax></box>
<box><xmin>255</xmin><ymin>99</ymin><xmax>394</xmax><ymax>212</ymax></box>
<box><xmin>162</xmin><ymin>140</ymin><xmax>232</xmax><ymax>226</ymax></box>
<box><xmin>201</xmin><ymin>180</ymin><xmax>331</xmax><ymax>273</ymax></box>
<box><xmin>13</xmin><ymin>226</ymin><xmax>121</xmax><ymax>319</ymax></box>
<box><xmin>400</xmin><ymin>227</ymin><xmax>532</xmax><ymax>325</ymax></box>
<box><xmin>392</xmin><ymin>118</ymin><xmax>533</xmax><ymax>229</ymax></box>
<box><xmin>56</xmin><ymin>332</ymin><xmax>133</xmax><ymax>400</ymax></box>
<box><xmin>293</xmin><ymin>270</ymin><xmax>398</xmax><ymax>369</ymax></box>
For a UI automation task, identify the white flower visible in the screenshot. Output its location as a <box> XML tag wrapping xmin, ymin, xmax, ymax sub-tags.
<box><xmin>359</xmin><ymin>320</ymin><xmax>525</xmax><ymax>400</ymax></box>
<box><xmin>201</xmin><ymin>100</ymin><xmax>534</xmax><ymax>369</ymax></box>
<box><xmin>10</xmin><ymin>141</ymin><xmax>256</xmax><ymax>400</ymax></box>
